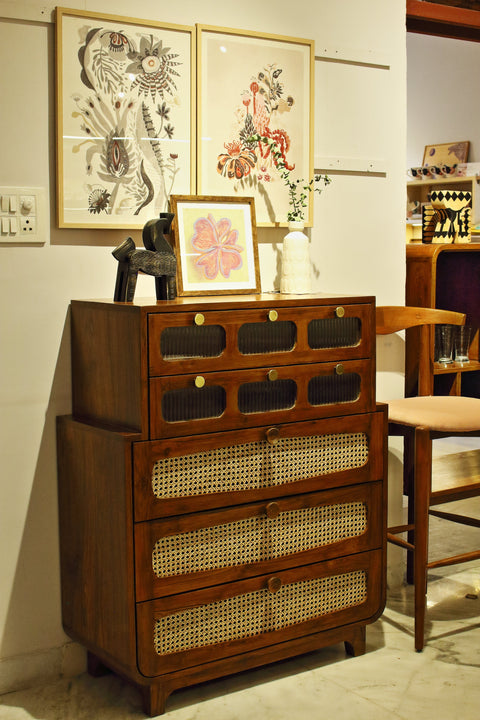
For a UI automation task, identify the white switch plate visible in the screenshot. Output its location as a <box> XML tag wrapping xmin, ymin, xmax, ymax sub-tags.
<box><xmin>0</xmin><ymin>186</ymin><xmax>47</xmax><ymax>244</ymax></box>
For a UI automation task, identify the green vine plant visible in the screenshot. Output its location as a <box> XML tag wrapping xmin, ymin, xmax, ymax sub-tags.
<box><xmin>247</xmin><ymin>133</ymin><xmax>331</xmax><ymax>223</ymax></box>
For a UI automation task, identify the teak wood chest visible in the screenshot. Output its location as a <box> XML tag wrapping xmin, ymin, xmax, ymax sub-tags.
<box><xmin>57</xmin><ymin>293</ymin><xmax>387</xmax><ymax>715</ymax></box>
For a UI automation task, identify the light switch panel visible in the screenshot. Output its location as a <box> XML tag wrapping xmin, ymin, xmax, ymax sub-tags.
<box><xmin>0</xmin><ymin>186</ymin><xmax>46</xmax><ymax>244</ymax></box>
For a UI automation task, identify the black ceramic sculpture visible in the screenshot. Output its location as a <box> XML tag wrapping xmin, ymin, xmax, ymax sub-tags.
<box><xmin>112</xmin><ymin>213</ymin><xmax>177</xmax><ymax>302</ymax></box>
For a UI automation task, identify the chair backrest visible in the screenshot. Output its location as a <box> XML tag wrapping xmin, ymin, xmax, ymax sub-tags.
<box><xmin>376</xmin><ymin>306</ymin><xmax>466</xmax><ymax>396</ymax></box>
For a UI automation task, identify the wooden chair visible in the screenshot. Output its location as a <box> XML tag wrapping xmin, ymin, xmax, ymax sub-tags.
<box><xmin>376</xmin><ymin>306</ymin><xmax>480</xmax><ymax>651</ymax></box>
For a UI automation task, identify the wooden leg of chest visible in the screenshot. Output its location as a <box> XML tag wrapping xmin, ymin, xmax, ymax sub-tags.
<box><xmin>344</xmin><ymin>626</ymin><xmax>366</xmax><ymax>656</ymax></box>
<box><xmin>141</xmin><ymin>684</ymin><xmax>169</xmax><ymax>717</ymax></box>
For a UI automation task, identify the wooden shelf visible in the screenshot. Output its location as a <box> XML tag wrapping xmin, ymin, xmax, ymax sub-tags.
<box><xmin>406</xmin><ymin>243</ymin><xmax>480</xmax><ymax>397</ymax></box>
<box><xmin>434</xmin><ymin>360</ymin><xmax>480</xmax><ymax>374</ymax></box>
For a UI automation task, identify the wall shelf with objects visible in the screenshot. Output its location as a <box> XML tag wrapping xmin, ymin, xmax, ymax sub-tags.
<box><xmin>406</xmin><ymin>243</ymin><xmax>480</xmax><ymax>397</ymax></box>
<box><xmin>406</xmin><ymin>175</ymin><xmax>480</xmax><ymax>242</ymax></box>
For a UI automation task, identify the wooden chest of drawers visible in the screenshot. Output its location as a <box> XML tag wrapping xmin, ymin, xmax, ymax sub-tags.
<box><xmin>57</xmin><ymin>293</ymin><xmax>386</xmax><ymax>716</ymax></box>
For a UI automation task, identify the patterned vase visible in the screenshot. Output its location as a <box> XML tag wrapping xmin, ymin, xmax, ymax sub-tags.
<box><xmin>280</xmin><ymin>221</ymin><xmax>312</xmax><ymax>294</ymax></box>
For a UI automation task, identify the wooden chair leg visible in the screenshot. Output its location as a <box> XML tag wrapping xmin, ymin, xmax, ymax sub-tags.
<box><xmin>404</xmin><ymin>429</ymin><xmax>415</xmax><ymax>585</ymax></box>
<box><xmin>413</xmin><ymin>427</ymin><xmax>432</xmax><ymax>652</ymax></box>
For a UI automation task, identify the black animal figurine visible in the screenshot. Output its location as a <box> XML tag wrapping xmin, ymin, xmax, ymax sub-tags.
<box><xmin>112</xmin><ymin>213</ymin><xmax>177</xmax><ymax>302</ymax></box>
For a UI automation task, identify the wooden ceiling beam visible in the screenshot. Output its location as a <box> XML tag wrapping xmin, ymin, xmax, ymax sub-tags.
<box><xmin>407</xmin><ymin>0</ymin><xmax>480</xmax><ymax>41</ymax></box>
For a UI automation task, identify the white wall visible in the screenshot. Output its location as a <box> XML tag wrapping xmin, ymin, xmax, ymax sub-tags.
<box><xmin>407</xmin><ymin>32</ymin><xmax>480</xmax><ymax>167</ymax></box>
<box><xmin>0</xmin><ymin>0</ymin><xmax>406</xmax><ymax>693</ymax></box>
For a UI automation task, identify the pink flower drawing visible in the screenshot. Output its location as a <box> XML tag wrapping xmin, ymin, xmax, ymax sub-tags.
<box><xmin>191</xmin><ymin>214</ymin><xmax>243</xmax><ymax>280</ymax></box>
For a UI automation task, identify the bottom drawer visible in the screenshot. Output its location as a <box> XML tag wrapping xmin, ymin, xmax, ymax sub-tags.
<box><xmin>136</xmin><ymin>550</ymin><xmax>383</xmax><ymax>677</ymax></box>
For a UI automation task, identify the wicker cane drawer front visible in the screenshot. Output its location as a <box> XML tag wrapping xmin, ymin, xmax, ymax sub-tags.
<box><xmin>134</xmin><ymin>412</ymin><xmax>384</xmax><ymax>521</ymax></box>
<box><xmin>148</xmin><ymin>303</ymin><xmax>373</xmax><ymax>376</ymax></box>
<box><xmin>135</xmin><ymin>481</ymin><xmax>382</xmax><ymax>600</ymax></box>
<box><xmin>136</xmin><ymin>550</ymin><xmax>382</xmax><ymax>677</ymax></box>
<box><xmin>149</xmin><ymin>358</ymin><xmax>374</xmax><ymax>439</ymax></box>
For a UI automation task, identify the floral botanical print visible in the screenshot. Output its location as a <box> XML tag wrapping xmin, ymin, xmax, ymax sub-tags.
<box><xmin>216</xmin><ymin>64</ymin><xmax>295</xmax><ymax>186</ymax></box>
<box><xmin>191</xmin><ymin>214</ymin><xmax>243</xmax><ymax>280</ymax></box>
<box><xmin>59</xmin><ymin>13</ymin><xmax>192</xmax><ymax>226</ymax></box>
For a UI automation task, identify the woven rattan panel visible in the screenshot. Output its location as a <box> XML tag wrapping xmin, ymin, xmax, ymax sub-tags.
<box><xmin>152</xmin><ymin>501</ymin><xmax>367</xmax><ymax>577</ymax></box>
<box><xmin>154</xmin><ymin>570</ymin><xmax>366</xmax><ymax>655</ymax></box>
<box><xmin>151</xmin><ymin>432</ymin><xmax>369</xmax><ymax>499</ymax></box>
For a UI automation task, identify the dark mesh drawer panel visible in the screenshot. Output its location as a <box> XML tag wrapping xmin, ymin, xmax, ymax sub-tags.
<box><xmin>238</xmin><ymin>380</ymin><xmax>297</xmax><ymax>413</ymax></box>
<box><xmin>160</xmin><ymin>326</ymin><xmax>226</xmax><ymax>359</ymax></box>
<box><xmin>238</xmin><ymin>321</ymin><xmax>296</xmax><ymax>354</ymax></box>
<box><xmin>308</xmin><ymin>317</ymin><xmax>361</xmax><ymax>349</ymax></box>
<box><xmin>161</xmin><ymin>387</ymin><xmax>226</xmax><ymax>422</ymax></box>
<box><xmin>154</xmin><ymin>570</ymin><xmax>366</xmax><ymax>655</ymax></box>
<box><xmin>308</xmin><ymin>374</ymin><xmax>361</xmax><ymax>406</ymax></box>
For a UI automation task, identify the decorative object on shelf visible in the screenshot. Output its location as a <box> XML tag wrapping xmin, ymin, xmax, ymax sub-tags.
<box><xmin>56</xmin><ymin>7</ymin><xmax>194</xmax><ymax>229</ymax></box>
<box><xmin>169</xmin><ymin>195</ymin><xmax>260</xmax><ymax>296</ymax></box>
<box><xmin>280</xmin><ymin>222</ymin><xmax>312</xmax><ymax>294</ymax></box>
<box><xmin>421</xmin><ymin>189</ymin><xmax>471</xmax><ymax>243</ymax></box>
<box><xmin>196</xmin><ymin>25</ymin><xmax>314</xmax><ymax>226</ymax></box>
<box><xmin>423</xmin><ymin>140</ymin><xmax>469</xmax><ymax>167</ymax></box>
<box><xmin>112</xmin><ymin>213</ymin><xmax>177</xmax><ymax>301</ymax></box>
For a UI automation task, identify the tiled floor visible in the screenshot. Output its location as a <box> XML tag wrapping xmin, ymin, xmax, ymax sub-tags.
<box><xmin>1</xmin><ymin>442</ymin><xmax>479</xmax><ymax>720</ymax></box>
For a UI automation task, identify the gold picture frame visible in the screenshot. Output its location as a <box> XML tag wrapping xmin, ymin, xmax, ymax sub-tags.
<box><xmin>170</xmin><ymin>195</ymin><xmax>260</xmax><ymax>296</ymax></box>
<box><xmin>55</xmin><ymin>7</ymin><xmax>195</xmax><ymax>229</ymax></box>
<box><xmin>196</xmin><ymin>24</ymin><xmax>314</xmax><ymax>227</ymax></box>
<box><xmin>423</xmin><ymin>141</ymin><xmax>469</xmax><ymax>167</ymax></box>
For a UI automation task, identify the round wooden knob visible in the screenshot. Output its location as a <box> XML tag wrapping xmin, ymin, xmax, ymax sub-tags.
<box><xmin>265</xmin><ymin>502</ymin><xmax>280</xmax><ymax>519</ymax></box>
<box><xmin>194</xmin><ymin>375</ymin><xmax>205</xmax><ymax>388</ymax></box>
<box><xmin>335</xmin><ymin>306</ymin><xmax>345</xmax><ymax>318</ymax></box>
<box><xmin>194</xmin><ymin>313</ymin><xmax>205</xmax><ymax>326</ymax></box>
<box><xmin>265</xmin><ymin>427</ymin><xmax>280</xmax><ymax>445</ymax></box>
<box><xmin>335</xmin><ymin>363</ymin><xmax>344</xmax><ymax>375</ymax></box>
<box><xmin>268</xmin><ymin>369</ymin><xmax>278</xmax><ymax>381</ymax></box>
<box><xmin>268</xmin><ymin>309</ymin><xmax>278</xmax><ymax>322</ymax></box>
<box><xmin>267</xmin><ymin>577</ymin><xmax>282</xmax><ymax>593</ymax></box>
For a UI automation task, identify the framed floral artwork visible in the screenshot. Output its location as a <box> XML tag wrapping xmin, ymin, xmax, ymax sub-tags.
<box><xmin>196</xmin><ymin>25</ymin><xmax>314</xmax><ymax>227</ymax></box>
<box><xmin>169</xmin><ymin>195</ymin><xmax>260</xmax><ymax>295</ymax></box>
<box><xmin>55</xmin><ymin>7</ymin><xmax>195</xmax><ymax>228</ymax></box>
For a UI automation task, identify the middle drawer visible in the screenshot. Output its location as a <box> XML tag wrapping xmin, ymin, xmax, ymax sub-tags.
<box><xmin>134</xmin><ymin>480</ymin><xmax>383</xmax><ymax>601</ymax></box>
<box><xmin>149</xmin><ymin>358</ymin><xmax>374</xmax><ymax>438</ymax></box>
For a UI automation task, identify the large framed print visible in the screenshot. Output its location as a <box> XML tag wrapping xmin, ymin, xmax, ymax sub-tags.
<box><xmin>197</xmin><ymin>25</ymin><xmax>314</xmax><ymax>227</ymax></box>
<box><xmin>56</xmin><ymin>7</ymin><xmax>195</xmax><ymax>229</ymax></box>
<box><xmin>170</xmin><ymin>195</ymin><xmax>260</xmax><ymax>296</ymax></box>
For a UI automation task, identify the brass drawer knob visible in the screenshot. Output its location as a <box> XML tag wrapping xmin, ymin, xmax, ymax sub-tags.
<box><xmin>265</xmin><ymin>502</ymin><xmax>280</xmax><ymax>519</ymax></box>
<box><xmin>265</xmin><ymin>427</ymin><xmax>280</xmax><ymax>445</ymax></box>
<box><xmin>335</xmin><ymin>306</ymin><xmax>345</xmax><ymax>318</ymax></box>
<box><xmin>268</xmin><ymin>369</ymin><xmax>278</xmax><ymax>381</ymax></box>
<box><xmin>335</xmin><ymin>363</ymin><xmax>344</xmax><ymax>375</ymax></box>
<box><xmin>194</xmin><ymin>313</ymin><xmax>205</xmax><ymax>326</ymax></box>
<box><xmin>267</xmin><ymin>577</ymin><xmax>282</xmax><ymax>593</ymax></box>
<box><xmin>268</xmin><ymin>309</ymin><xmax>278</xmax><ymax>322</ymax></box>
<box><xmin>194</xmin><ymin>375</ymin><xmax>205</xmax><ymax>388</ymax></box>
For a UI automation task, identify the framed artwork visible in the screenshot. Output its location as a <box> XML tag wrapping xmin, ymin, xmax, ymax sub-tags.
<box><xmin>423</xmin><ymin>141</ymin><xmax>469</xmax><ymax>167</ymax></box>
<box><xmin>170</xmin><ymin>195</ymin><xmax>260</xmax><ymax>295</ymax></box>
<box><xmin>197</xmin><ymin>25</ymin><xmax>314</xmax><ymax>227</ymax></box>
<box><xmin>55</xmin><ymin>7</ymin><xmax>195</xmax><ymax>229</ymax></box>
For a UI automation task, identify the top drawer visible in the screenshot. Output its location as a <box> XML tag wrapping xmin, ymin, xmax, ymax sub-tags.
<box><xmin>148</xmin><ymin>303</ymin><xmax>373</xmax><ymax>376</ymax></box>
